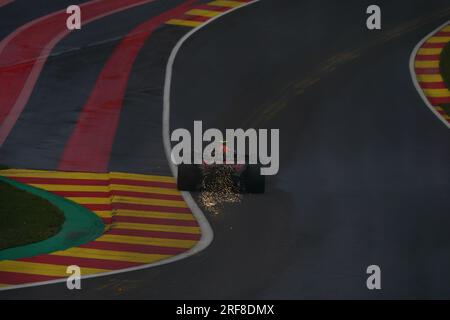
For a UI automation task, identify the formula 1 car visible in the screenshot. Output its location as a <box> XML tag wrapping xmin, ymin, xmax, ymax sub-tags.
<box><xmin>176</xmin><ymin>143</ymin><xmax>265</xmax><ymax>193</ymax></box>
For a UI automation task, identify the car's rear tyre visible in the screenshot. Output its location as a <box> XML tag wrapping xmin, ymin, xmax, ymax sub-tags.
<box><xmin>177</xmin><ymin>164</ymin><xmax>201</xmax><ymax>191</ymax></box>
<box><xmin>243</xmin><ymin>165</ymin><xmax>265</xmax><ymax>193</ymax></box>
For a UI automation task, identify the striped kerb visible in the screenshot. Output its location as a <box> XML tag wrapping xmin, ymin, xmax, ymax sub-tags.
<box><xmin>165</xmin><ymin>0</ymin><xmax>252</xmax><ymax>27</ymax></box>
<box><xmin>414</xmin><ymin>24</ymin><xmax>450</xmax><ymax>123</ymax></box>
<box><xmin>0</xmin><ymin>169</ymin><xmax>201</xmax><ymax>289</ymax></box>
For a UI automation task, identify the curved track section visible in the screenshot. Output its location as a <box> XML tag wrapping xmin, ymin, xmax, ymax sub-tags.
<box><xmin>1</xmin><ymin>0</ymin><xmax>450</xmax><ymax>299</ymax></box>
<box><xmin>0</xmin><ymin>0</ymin><xmax>253</xmax><ymax>294</ymax></box>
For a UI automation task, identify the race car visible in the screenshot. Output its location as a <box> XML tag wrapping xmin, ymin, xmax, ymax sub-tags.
<box><xmin>176</xmin><ymin>143</ymin><xmax>265</xmax><ymax>193</ymax></box>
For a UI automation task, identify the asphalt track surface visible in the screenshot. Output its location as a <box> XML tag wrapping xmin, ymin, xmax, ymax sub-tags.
<box><xmin>1</xmin><ymin>0</ymin><xmax>450</xmax><ymax>299</ymax></box>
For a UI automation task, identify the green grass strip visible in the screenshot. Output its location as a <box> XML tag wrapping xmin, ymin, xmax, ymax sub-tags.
<box><xmin>0</xmin><ymin>180</ymin><xmax>65</xmax><ymax>250</ymax></box>
<box><xmin>0</xmin><ymin>176</ymin><xmax>104</xmax><ymax>260</ymax></box>
<box><xmin>440</xmin><ymin>41</ymin><xmax>450</xmax><ymax>90</ymax></box>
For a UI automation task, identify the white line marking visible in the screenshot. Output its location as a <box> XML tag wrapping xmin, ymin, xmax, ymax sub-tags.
<box><xmin>0</xmin><ymin>0</ymin><xmax>261</xmax><ymax>292</ymax></box>
<box><xmin>409</xmin><ymin>20</ymin><xmax>450</xmax><ymax>129</ymax></box>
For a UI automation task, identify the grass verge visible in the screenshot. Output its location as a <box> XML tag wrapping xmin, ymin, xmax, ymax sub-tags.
<box><xmin>439</xmin><ymin>42</ymin><xmax>450</xmax><ymax>117</ymax></box>
<box><xmin>0</xmin><ymin>180</ymin><xmax>65</xmax><ymax>250</ymax></box>
<box><xmin>440</xmin><ymin>104</ymin><xmax>450</xmax><ymax>115</ymax></box>
<box><xmin>440</xmin><ymin>41</ymin><xmax>450</xmax><ymax>90</ymax></box>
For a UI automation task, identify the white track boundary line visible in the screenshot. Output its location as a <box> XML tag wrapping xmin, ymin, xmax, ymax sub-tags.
<box><xmin>409</xmin><ymin>20</ymin><xmax>450</xmax><ymax>129</ymax></box>
<box><xmin>0</xmin><ymin>0</ymin><xmax>261</xmax><ymax>292</ymax></box>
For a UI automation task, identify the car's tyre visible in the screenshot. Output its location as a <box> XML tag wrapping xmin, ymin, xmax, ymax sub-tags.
<box><xmin>243</xmin><ymin>165</ymin><xmax>265</xmax><ymax>193</ymax></box>
<box><xmin>177</xmin><ymin>164</ymin><xmax>201</xmax><ymax>191</ymax></box>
